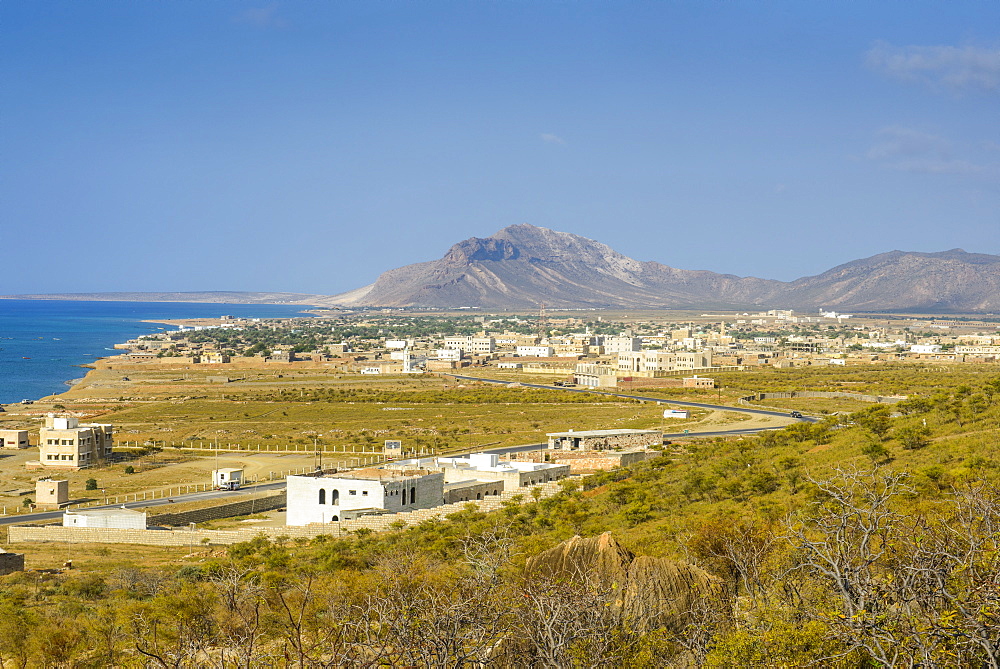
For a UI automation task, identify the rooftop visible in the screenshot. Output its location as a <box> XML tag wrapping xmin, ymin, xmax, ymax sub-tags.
<box><xmin>64</xmin><ymin>507</ymin><xmax>145</xmax><ymax>517</ymax></box>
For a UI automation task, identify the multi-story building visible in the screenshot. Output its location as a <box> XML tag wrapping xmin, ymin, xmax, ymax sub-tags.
<box><xmin>38</xmin><ymin>415</ymin><xmax>113</xmax><ymax>470</ymax></box>
<box><xmin>617</xmin><ymin>350</ymin><xmax>713</xmax><ymax>373</ymax></box>
<box><xmin>600</xmin><ymin>336</ymin><xmax>642</xmax><ymax>354</ymax></box>
<box><xmin>442</xmin><ymin>336</ymin><xmax>495</xmax><ymax>354</ymax></box>
<box><xmin>516</xmin><ymin>345</ymin><xmax>555</xmax><ymax>357</ymax></box>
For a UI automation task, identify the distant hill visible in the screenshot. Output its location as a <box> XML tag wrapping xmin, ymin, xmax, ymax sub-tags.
<box><xmin>0</xmin><ymin>291</ymin><xmax>326</xmax><ymax>305</ymax></box>
<box><xmin>780</xmin><ymin>249</ymin><xmax>1000</xmax><ymax>313</ymax></box>
<box><xmin>332</xmin><ymin>224</ymin><xmax>1000</xmax><ymax>312</ymax></box>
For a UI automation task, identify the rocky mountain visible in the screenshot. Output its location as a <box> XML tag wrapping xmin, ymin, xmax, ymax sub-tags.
<box><xmin>333</xmin><ymin>224</ymin><xmax>1000</xmax><ymax>312</ymax></box>
<box><xmin>781</xmin><ymin>249</ymin><xmax>1000</xmax><ymax>313</ymax></box>
<box><xmin>337</xmin><ymin>224</ymin><xmax>786</xmax><ymax>309</ymax></box>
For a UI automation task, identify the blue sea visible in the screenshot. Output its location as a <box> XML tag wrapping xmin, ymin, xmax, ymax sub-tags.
<box><xmin>0</xmin><ymin>300</ymin><xmax>313</xmax><ymax>405</ymax></box>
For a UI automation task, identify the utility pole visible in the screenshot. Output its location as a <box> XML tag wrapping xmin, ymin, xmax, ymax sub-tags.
<box><xmin>537</xmin><ymin>302</ymin><xmax>548</xmax><ymax>342</ymax></box>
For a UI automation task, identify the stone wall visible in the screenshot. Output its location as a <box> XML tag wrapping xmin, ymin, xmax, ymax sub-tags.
<box><xmin>444</xmin><ymin>480</ymin><xmax>503</xmax><ymax>504</ymax></box>
<box><xmin>511</xmin><ymin>450</ymin><xmax>659</xmax><ymax>473</ymax></box>
<box><xmin>148</xmin><ymin>492</ymin><xmax>286</xmax><ymax>527</ymax></box>
<box><xmin>740</xmin><ymin>391</ymin><xmax>905</xmax><ymax>405</ymax></box>
<box><xmin>7</xmin><ymin>478</ymin><xmax>580</xmax><ymax>547</ymax></box>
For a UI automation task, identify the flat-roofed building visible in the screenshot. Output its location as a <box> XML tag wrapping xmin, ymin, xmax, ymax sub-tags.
<box><xmin>574</xmin><ymin>362</ymin><xmax>618</xmax><ymax>388</ymax></box>
<box><xmin>516</xmin><ymin>345</ymin><xmax>555</xmax><ymax>357</ymax></box>
<box><xmin>600</xmin><ymin>336</ymin><xmax>642</xmax><ymax>354</ymax></box>
<box><xmin>443</xmin><ymin>336</ymin><xmax>495</xmax><ymax>354</ymax></box>
<box><xmin>0</xmin><ymin>429</ymin><xmax>29</xmax><ymax>449</ymax></box>
<box><xmin>35</xmin><ymin>478</ymin><xmax>69</xmax><ymax>508</ymax></box>
<box><xmin>286</xmin><ymin>468</ymin><xmax>444</xmax><ymax>526</ymax></box>
<box><xmin>386</xmin><ymin>452</ymin><xmax>569</xmax><ymax>489</ymax></box>
<box><xmin>618</xmin><ymin>350</ymin><xmax>713</xmax><ymax>374</ymax></box>
<box><xmin>63</xmin><ymin>508</ymin><xmax>147</xmax><ymax>529</ymax></box>
<box><xmin>38</xmin><ymin>415</ymin><xmax>113</xmax><ymax>470</ymax></box>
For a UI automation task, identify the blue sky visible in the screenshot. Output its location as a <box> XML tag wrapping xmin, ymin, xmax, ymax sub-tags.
<box><xmin>3</xmin><ymin>1</ymin><xmax>998</xmax><ymax>295</ymax></box>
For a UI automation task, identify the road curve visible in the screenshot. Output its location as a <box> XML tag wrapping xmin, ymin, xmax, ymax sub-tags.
<box><xmin>443</xmin><ymin>373</ymin><xmax>818</xmax><ymax>424</ymax></box>
<box><xmin>3</xmin><ymin>378</ymin><xmax>809</xmax><ymax>527</ymax></box>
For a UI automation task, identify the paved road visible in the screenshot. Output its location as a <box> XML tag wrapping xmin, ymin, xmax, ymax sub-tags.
<box><xmin>444</xmin><ymin>373</ymin><xmax>818</xmax><ymax>423</ymax></box>
<box><xmin>4</xmin><ymin>377</ymin><xmax>807</xmax><ymax>527</ymax></box>
<box><xmin>0</xmin><ymin>481</ymin><xmax>286</xmax><ymax>527</ymax></box>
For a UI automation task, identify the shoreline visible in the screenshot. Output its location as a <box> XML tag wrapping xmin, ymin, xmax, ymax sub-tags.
<box><xmin>0</xmin><ymin>302</ymin><xmax>321</xmax><ymax>409</ymax></box>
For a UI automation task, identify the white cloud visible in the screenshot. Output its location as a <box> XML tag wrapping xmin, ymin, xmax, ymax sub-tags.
<box><xmin>867</xmin><ymin>126</ymin><xmax>952</xmax><ymax>162</ymax></box>
<box><xmin>867</xmin><ymin>41</ymin><xmax>1000</xmax><ymax>91</ymax></box>
<box><xmin>234</xmin><ymin>5</ymin><xmax>287</xmax><ymax>29</ymax></box>
<box><xmin>540</xmin><ymin>133</ymin><xmax>566</xmax><ymax>145</ymax></box>
<box><xmin>867</xmin><ymin>126</ymin><xmax>990</xmax><ymax>176</ymax></box>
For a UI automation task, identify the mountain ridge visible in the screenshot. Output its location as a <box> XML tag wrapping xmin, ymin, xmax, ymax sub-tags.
<box><xmin>333</xmin><ymin>224</ymin><xmax>1000</xmax><ymax>312</ymax></box>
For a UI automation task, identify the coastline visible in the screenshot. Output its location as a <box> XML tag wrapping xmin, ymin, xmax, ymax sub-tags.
<box><xmin>0</xmin><ymin>300</ymin><xmax>319</xmax><ymax>406</ymax></box>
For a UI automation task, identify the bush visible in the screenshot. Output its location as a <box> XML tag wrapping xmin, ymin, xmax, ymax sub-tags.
<box><xmin>123</xmin><ymin>465</ymin><xmax>135</xmax><ymax>474</ymax></box>
<box><xmin>85</xmin><ymin>478</ymin><xmax>98</xmax><ymax>490</ymax></box>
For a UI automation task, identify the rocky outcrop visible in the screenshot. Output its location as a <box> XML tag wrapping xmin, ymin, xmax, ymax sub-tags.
<box><xmin>524</xmin><ymin>532</ymin><xmax>720</xmax><ymax>631</ymax></box>
<box><xmin>331</xmin><ymin>224</ymin><xmax>1000</xmax><ymax>312</ymax></box>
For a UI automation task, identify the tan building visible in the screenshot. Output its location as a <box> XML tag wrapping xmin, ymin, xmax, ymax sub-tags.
<box><xmin>0</xmin><ymin>429</ymin><xmax>29</xmax><ymax>449</ymax></box>
<box><xmin>683</xmin><ymin>376</ymin><xmax>715</xmax><ymax>388</ymax></box>
<box><xmin>38</xmin><ymin>415</ymin><xmax>113</xmax><ymax>470</ymax></box>
<box><xmin>35</xmin><ymin>478</ymin><xmax>69</xmax><ymax>508</ymax></box>
<box><xmin>618</xmin><ymin>350</ymin><xmax>713</xmax><ymax>373</ymax></box>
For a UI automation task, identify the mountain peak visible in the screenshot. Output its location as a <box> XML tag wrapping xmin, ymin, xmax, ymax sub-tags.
<box><xmin>333</xmin><ymin>226</ymin><xmax>1000</xmax><ymax>312</ymax></box>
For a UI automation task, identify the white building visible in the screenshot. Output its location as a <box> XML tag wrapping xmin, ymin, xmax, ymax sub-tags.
<box><xmin>516</xmin><ymin>345</ymin><xmax>555</xmax><ymax>357</ymax></box>
<box><xmin>63</xmin><ymin>508</ymin><xmax>147</xmax><ymax>529</ymax></box>
<box><xmin>435</xmin><ymin>348</ymin><xmax>463</xmax><ymax>361</ymax></box>
<box><xmin>285</xmin><ymin>468</ymin><xmax>444</xmax><ymax>526</ymax></box>
<box><xmin>600</xmin><ymin>336</ymin><xmax>642</xmax><ymax>354</ymax></box>
<box><xmin>443</xmin><ymin>336</ymin><xmax>495</xmax><ymax>354</ymax></box>
<box><xmin>910</xmin><ymin>344</ymin><xmax>943</xmax><ymax>354</ymax></box>
<box><xmin>212</xmin><ymin>467</ymin><xmax>243</xmax><ymax>489</ymax></box>
<box><xmin>387</xmin><ymin>452</ymin><xmax>569</xmax><ymax>489</ymax></box>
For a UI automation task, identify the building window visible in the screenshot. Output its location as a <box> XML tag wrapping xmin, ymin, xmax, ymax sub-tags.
<box><xmin>410</xmin><ymin>486</ymin><xmax>416</xmax><ymax>503</ymax></box>
<box><xmin>331</xmin><ymin>489</ymin><xmax>339</xmax><ymax>504</ymax></box>
<box><xmin>318</xmin><ymin>489</ymin><xmax>326</xmax><ymax>505</ymax></box>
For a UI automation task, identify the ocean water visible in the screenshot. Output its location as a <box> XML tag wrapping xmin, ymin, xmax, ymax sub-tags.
<box><xmin>0</xmin><ymin>300</ymin><xmax>313</xmax><ymax>405</ymax></box>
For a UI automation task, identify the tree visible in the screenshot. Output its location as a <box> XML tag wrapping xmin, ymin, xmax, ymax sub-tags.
<box><xmin>895</xmin><ymin>425</ymin><xmax>930</xmax><ymax>450</ymax></box>
<box><xmin>853</xmin><ymin>406</ymin><xmax>892</xmax><ymax>441</ymax></box>
<box><xmin>85</xmin><ymin>478</ymin><xmax>98</xmax><ymax>490</ymax></box>
<box><xmin>787</xmin><ymin>469</ymin><xmax>1000</xmax><ymax>666</ymax></box>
